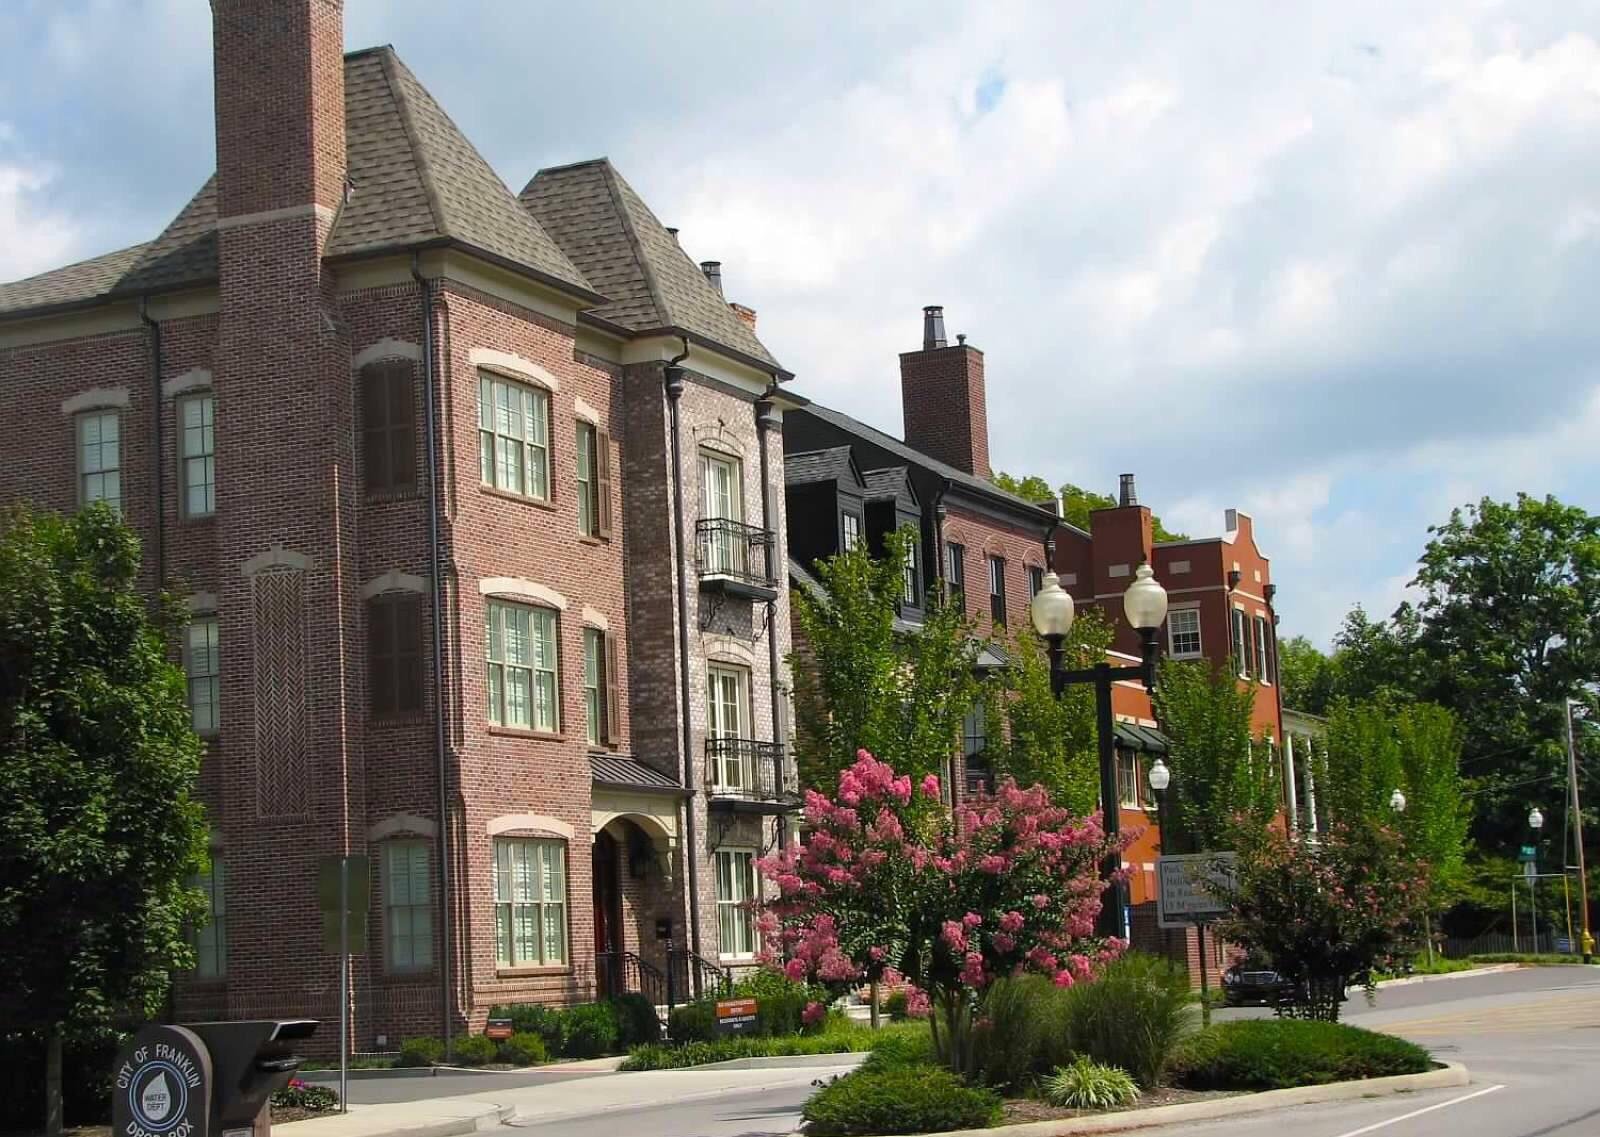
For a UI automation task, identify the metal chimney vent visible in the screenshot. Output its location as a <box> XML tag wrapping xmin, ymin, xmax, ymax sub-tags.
<box><xmin>700</xmin><ymin>261</ymin><xmax>723</xmax><ymax>294</ymax></box>
<box><xmin>1119</xmin><ymin>473</ymin><xmax>1138</xmax><ymax>507</ymax></box>
<box><xmin>922</xmin><ymin>305</ymin><xmax>947</xmax><ymax>350</ymax></box>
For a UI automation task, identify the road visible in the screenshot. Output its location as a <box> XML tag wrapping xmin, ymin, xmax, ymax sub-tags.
<box><xmin>303</xmin><ymin>1065</ymin><xmax>612</xmax><ymax>1105</ymax></box>
<box><xmin>504</xmin><ymin>1080</ymin><xmax>832</xmax><ymax>1137</ymax></box>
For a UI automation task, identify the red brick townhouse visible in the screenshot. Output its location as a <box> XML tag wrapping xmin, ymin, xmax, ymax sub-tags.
<box><xmin>0</xmin><ymin>0</ymin><xmax>799</xmax><ymax>1050</ymax></box>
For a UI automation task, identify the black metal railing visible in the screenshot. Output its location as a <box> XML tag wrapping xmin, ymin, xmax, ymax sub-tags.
<box><xmin>705</xmin><ymin>737</ymin><xmax>796</xmax><ymax>804</ymax></box>
<box><xmin>596</xmin><ymin>949</ymin><xmax>668</xmax><ymax>1007</ymax></box>
<box><xmin>695</xmin><ymin>517</ymin><xmax>777</xmax><ymax>588</ymax></box>
<box><xmin>666</xmin><ymin>947</ymin><xmax>732</xmax><ymax>1005</ymax></box>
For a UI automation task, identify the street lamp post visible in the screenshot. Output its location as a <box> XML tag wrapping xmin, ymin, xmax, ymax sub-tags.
<box><xmin>1529</xmin><ymin>807</ymin><xmax>1545</xmax><ymax>954</ymax></box>
<box><xmin>1030</xmin><ymin>563</ymin><xmax>1168</xmax><ymax>940</ymax></box>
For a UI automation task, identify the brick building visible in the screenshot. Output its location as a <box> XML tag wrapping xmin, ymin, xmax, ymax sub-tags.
<box><xmin>0</xmin><ymin>1</ymin><xmax>799</xmax><ymax>1049</ymax></box>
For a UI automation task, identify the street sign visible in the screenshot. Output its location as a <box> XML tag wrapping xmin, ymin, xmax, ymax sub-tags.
<box><xmin>714</xmin><ymin>998</ymin><xmax>759</xmax><ymax>1036</ymax></box>
<box><xmin>1519</xmin><ymin>845</ymin><xmax>1537</xmax><ymax>863</ymax></box>
<box><xmin>317</xmin><ymin>855</ymin><xmax>370</xmax><ymax>953</ymax></box>
<box><xmin>485</xmin><ymin>1018</ymin><xmax>513</xmax><ymax>1042</ymax></box>
<box><xmin>1524</xmin><ymin>860</ymin><xmax>1537</xmax><ymax>881</ymax></box>
<box><xmin>1156</xmin><ymin>853</ymin><xmax>1238</xmax><ymax>929</ymax></box>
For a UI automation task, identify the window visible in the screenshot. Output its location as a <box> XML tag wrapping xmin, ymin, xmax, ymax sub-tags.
<box><xmin>962</xmin><ymin>702</ymin><xmax>987</xmax><ymax>762</ymax></box>
<box><xmin>988</xmin><ymin>555</ymin><xmax>1007</xmax><ymax>625</ymax></box>
<box><xmin>1232</xmin><ymin>608</ymin><xmax>1249</xmax><ymax>676</ymax></box>
<box><xmin>193</xmin><ymin>857</ymin><xmax>226</xmax><ymax>978</ymax></box>
<box><xmin>1167</xmin><ymin>608</ymin><xmax>1202</xmax><ymax>659</ymax></box>
<box><xmin>715</xmin><ymin>849</ymin><xmax>758</xmax><ymax>958</ymax></box>
<box><xmin>708</xmin><ymin>665</ymin><xmax>751</xmax><ymax>789</ymax></box>
<box><xmin>841</xmin><ymin>511</ymin><xmax>862</xmax><ymax>552</ymax></box>
<box><xmin>492</xmin><ymin>839</ymin><xmax>567</xmax><ymax>967</ymax></box>
<box><xmin>1117</xmin><ymin>748</ymin><xmax>1141</xmax><ymax>808</ymax></box>
<box><xmin>384</xmin><ymin>842</ymin><xmax>432</xmax><ymax>972</ymax></box>
<box><xmin>583</xmin><ymin>627</ymin><xmax>602</xmax><ymax>746</ymax></box>
<box><xmin>478</xmin><ymin>372</ymin><xmax>549</xmax><ymax>500</ymax></box>
<box><xmin>1255</xmin><ymin>616</ymin><xmax>1271</xmax><ymax>682</ymax></box>
<box><xmin>945</xmin><ymin>542</ymin><xmax>965</xmax><ymax>600</ymax></box>
<box><xmin>575</xmin><ymin>422</ymin><xmax>612</xmax><ymax>538</ymax></box>
<box><xmin>1028</xmin><ymin>565</ymin><xmax>1044</xmax><ymax>599</ymax></box>
<box><xmin>362</xmin><ymin>361</ymin><xmax>415</xmax><ymax>494</ymax></box>
<box><xmin>178</xmin><ymin>393</ymin><xmax>216</xmax><ymax>517</ymax></box>
<box><xmin>370</xmin><ymin>595</ymin><xmax>424</xmax><ymax>717</ymax></box>
<box><xmin>700</xmin><ymin>451</ymin><xmax>745</xmax><ymax>575</ymax></box>
<box><xmin>185</xmin><ymin>616</ymin><xmax>220</xmax><ymax>734</ymax></box>
<box><xmin>902</xmin><ymin>540</ymin><xmax>919</xmax><ymax>605</ymax></box>
<box><xmin>486</xmin><ymin>600</ymin><xmax>558</xmax><ymax>731</ymax></box>
<box><xmin>77</xmin><ymin>410</ymin><xmax>121</xmax><ymax>511</ymax></box>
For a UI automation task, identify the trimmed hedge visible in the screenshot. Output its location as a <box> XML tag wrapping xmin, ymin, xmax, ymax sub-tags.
<box><xmin>1171</xmin><ymin>1020</ymin><xmax>1431</xmax><ymax>1090</ymax></box>
<box><xmin>622</xmin><ymin>1022</ymin><xmax>928</xmax><ymax>1071</ymax></box>
<box><xmin>486</xmin><ymin>1000</ymin><xmax>630</xmax><ymax>1058</ymax></box>
<box><xmin>613</xmin><ymin>993</ymin><xmax>662</xmax><ymax>1049</ymax></box>
<box><xmin>803</xmin><ymin>1067</ymin><xmax>1001</xmax><ymax>1136</ymax></box>
<box><xmin>497</xmin><ymin>1032</ymin><xmax>548</xmax><ymax>1065</ymax></box>
<box><xmin>453</xmin><ymin>1034</ymin><xmax>498</xmax><ymax>1066</ymax></box>
<box><xmin>395</xmin><ymin>1036</ymin><xmax>444</xmax><ymax>1067</ymax></box>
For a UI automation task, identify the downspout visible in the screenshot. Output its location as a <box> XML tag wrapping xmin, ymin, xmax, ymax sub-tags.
<box><xmin>411</xmin><ymin>254</ymin><xmax>453</xmax><ymax>1057</ymax></box>
<box><xmin>755</xmin><ymin>386</ymin><xmax>786</xmax><ymax>846</ymax></box>
<box><xmin>665</xmin><ymin>339</ymin><xmax>703</xmax><ymax>955</ymax></box>
<box><xmin>139</xmin><ymin>298</ymin><xmax>165</xmax><ymax>588</ymax></box>
<box><xmin>932</xmin><ymin>479</ymin><xmax>953</xmax><ymax>806</ymax></box>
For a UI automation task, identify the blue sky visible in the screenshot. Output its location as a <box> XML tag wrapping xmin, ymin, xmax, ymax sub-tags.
<box><xmin>3</xmin><ymin>1</ymin><xmax>1598</xmax><ymax>648</ymax></box>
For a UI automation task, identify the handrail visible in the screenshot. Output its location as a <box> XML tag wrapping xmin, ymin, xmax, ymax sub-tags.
<box><xmin>705</xmin><ymin>737</ymin><xmax>795</xmax><ymax>804</ymax></box>
<box><xmin>694</xmin><ymin>517</ymin><xmax>777</xmax><ymax>587</ymax></box>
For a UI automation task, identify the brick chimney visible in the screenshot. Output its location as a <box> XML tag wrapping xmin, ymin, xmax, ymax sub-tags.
<box><xmin>212</xmin><ymin>0</ymin><xmax>347</xmax><ymax>223</ymax></box>
<box><xmin>900</xmin><ymin>306</ymin><xmax>990</xmax><ymax>477</ymax></box>
<box><xmin>1088</xmin><ymin>474</ymin><xmax>1155</xmax><ymax>654</ymax></box>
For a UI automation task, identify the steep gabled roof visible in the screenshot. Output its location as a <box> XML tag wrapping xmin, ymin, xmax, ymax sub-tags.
<box><xmin>520</xmin><ymin>158</ymin><xmax>782</xmax><ymax>373</ymax></box>
<box><xmin>1</xmin><ymin>46</ymin><xmax>596</xmax><ymax>319</ymax></box>
<box><xmin>784</xmin><ymin>446</ymin><xmax>861</xmax><ymax>488</ymax></box>
<box><xmin>861</xmin><ymin>465</ymin><xmax>921</xmax><ymax>510</ymax></box>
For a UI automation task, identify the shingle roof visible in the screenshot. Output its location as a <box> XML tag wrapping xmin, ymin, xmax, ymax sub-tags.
<box><xmin>520</xmin><ymin>158</ymin><xmax>783</xmax><ymax>372</ymax></box>
<box><xmin>590</xmin><ymin>755</ymin><xmax>686</xmax><ymax>793</ymax></box>
<box><xmin>862</xmin><ymin>466</ymin><xmax>920</xmax><ymax>507</ymax></box>
<box><xmin>1</xmin><ymin>46</ymin><xmax>595</xmax><ymax>318</ymax></box>
<box><xmin>784</xmin><ymin>446</ymin><xmax>859</xmax><ymax>487</ymax></box>
<box><xmin>795</xmin><ymin>403</ymin><xmax>1056</xmax><ymax>521</ymax></box>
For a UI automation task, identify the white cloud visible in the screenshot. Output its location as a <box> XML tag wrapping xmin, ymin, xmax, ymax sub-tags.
<box><xmin>0</xmin><ymin>133</ymin><xmax>80</xmax><ymax>281</ymax></box>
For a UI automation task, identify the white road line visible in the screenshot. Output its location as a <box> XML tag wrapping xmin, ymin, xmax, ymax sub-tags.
<box><xmin>1329</xmin><ymin>1084</ymin><xmax>1506</xmax><ymax>1137</ymax></box>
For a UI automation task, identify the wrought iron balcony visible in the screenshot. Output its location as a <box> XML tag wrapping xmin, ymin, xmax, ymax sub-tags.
<box><xmin>705</xmin><ymin>737</ymin><xmax>798</xmax><ymax>812</ymax></box>
<box><xmin>695</xmin><ymin>518</ymin><xmax>778</xmax><ymax>599</ymax></box>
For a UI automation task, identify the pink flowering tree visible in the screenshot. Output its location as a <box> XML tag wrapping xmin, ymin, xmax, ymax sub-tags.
<box><xmin>758</xmin><ymin>751</ymin><xmax>1129</xmax><ymax>1074</ymax></box>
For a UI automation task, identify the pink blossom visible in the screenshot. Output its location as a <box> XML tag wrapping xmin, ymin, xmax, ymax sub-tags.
<box><xmin>960</xmin><ymin>952</ymin><xmax>988</xmax><ymax>988</ymax></box>
<box><xmin>801</xmin><ymin>1001</ymin><xmax>827</xmax><ymax>1026</ymax></box>
<box><xmin>921</xmin><ymin>773</ymin><xmax>941</xmax><ymax>799</ymax></box>
<box><xmin>1031</xmin><ymin>893</ymin><xmax>1051</xmax><ymax>910</ymax></box>
<box><xmin>999</xmin><ymin>911</ymin><xmax>1025</xmax><ymax>933</ymax></box>
<box><xmin>869</xmin><ymin>946</ymin><xmax>886</xmax><ymax>961</ymax></box>
<box><xmin>979</xmin><ymin>854</ymin><xmax>1008</xmax><ymax>874</ymax></box>
<box><xmin>941</xmin><ymin>920</ymin><xmax>968</xmax><ymax>953</ymax></box>
<box><xmin>962</xmin><ymin>911</ymin><xmax>983</xmax><ymax>928</ymax></box>
<box><xmin>784</xmin><ymin>957</ymin><xmax>809</xmax><ymax>981</ymax></box>
<box><xmin>992</xmin><ymin>933</ymin><xmax>1016</xmax><ymax>953</ymax></box>
<box><xmin>1052</xmin><ymin>969</ymin><xmax>1075</xmax><ymax>987</ymax></box>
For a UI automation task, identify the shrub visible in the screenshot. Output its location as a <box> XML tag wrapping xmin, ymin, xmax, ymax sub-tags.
<box><xmin>561</xmin><ymin>1002</ymin><xmax>621</xmax><ymax>1058</ymax></box>
<box><xmin>884</xmin><ymin>989</ymin><xmax>910</xmax><ymax>1021</ymax></box>
<box><xmin>862</xmin><ymin>1025</ymin><xmax>935</xmax><ymax>1071</ymax></box>
<box><xmin>493</xmin><ymin>1003</ymin><xmax>565</xmax><ymax>1052</ymax></box>
<box><xmin>733</xmin><ymin>968</ymin><xmax>824</xmax><ymax>1036</ymax></box>
<box><xmin>1171</xmin><ymin>1020</ymin><xmax>1431</xmax><ymax>1090</ymax></box>
<box><xmin>612</xmin><ymin>994</ymin><xmax>662</xmax><ymax>1049</ymax></box>
<box><xmin>1042</xmin><ymin>1058</ymin><xmax>1138</xmax><ymax>1110</ymax></box>
<box><xmin>497</xmin><ymin>1032</ymin><xmax>547</xmax><ymax>1066</ymax></box>
<box><xmin>668</xmin><ymin>999</ymin><xmax>717</xmax><ymax>1043</ymax></box>
<box><xmin>1055</xmin><ymin>953</ymin><xmax>1194</xmax><ymax>1088</ymax></box>
<box><xmin>976</xmin><ymin>975</ymin><xmax>1052</xmax><ymax>1091</ymax></box>
<box><xmin>803</xmin><ymin>1067</ymin><xmax>1001</xmax><ymax>1136</ymax></box>
<box><xmin>453</xmin><ymin>1034</ymin><xmax>498</xmax><ymax>1066</ymax></box>
<box><xmin>620</xmin><ymin>1021</ymin><xmax>929</xmax><ymax>1071</ymax></box>
<box><xmin>270</xmin><ymin>1079</ymin><xmax>339</xmax><ymax>1112</ymax></box>
<box><xmin>395</xmin><ymin>1036</ymin><xmax>444</xmax><ymax>1068</ymax></box>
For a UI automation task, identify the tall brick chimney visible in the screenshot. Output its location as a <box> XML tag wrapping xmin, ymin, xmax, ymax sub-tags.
<box><xmin>900</xmin><ymin>305</ymin><xmax>991</xmax><ymax>478</ymax></box>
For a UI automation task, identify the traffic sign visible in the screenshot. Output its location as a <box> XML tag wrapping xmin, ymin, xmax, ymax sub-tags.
<box><xmin>318</xmin><ymin>855</ymin><xmax>370</xmax><ymax>952</ymax></box>
<box><xmin>1519</xmin><ymin>845</ymin><xmax>1537</xmax><ymax>863</ymax></box>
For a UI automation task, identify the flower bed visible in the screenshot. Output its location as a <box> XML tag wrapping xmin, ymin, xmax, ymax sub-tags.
<box><xmin>621</xmin><ymin>1021</ymin><xmax>927</xmax><ymax>1071</ymax></box>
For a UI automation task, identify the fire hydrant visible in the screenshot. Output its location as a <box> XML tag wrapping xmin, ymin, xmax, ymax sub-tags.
<box><xmin>1583</xmin><ymin>930</ymin><xmax>1595</xmax><ymax>964</ymax></box>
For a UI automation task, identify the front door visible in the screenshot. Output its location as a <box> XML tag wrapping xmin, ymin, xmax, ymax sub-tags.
<box><xmin>707</xmin><ymin>666</ymin><xmax>748</xmax><ymax>791</ymax></box>
<box><xmin>592</xmin><ymin>831</ymin><xmax>622</xmax><ymax>996</ymax></box>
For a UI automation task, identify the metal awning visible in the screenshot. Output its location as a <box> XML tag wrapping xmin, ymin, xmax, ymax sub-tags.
<box><xmin>1113</xmin><ymin>723</ymin><xmax>1170</xmax><ymax>754</ymax></box>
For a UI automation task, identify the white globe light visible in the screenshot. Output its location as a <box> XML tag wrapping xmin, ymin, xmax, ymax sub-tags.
<box><xmin>1529</xmin><ymin>807</ymin><xmax>1545</xmax><ymax>830</ymax></box>
<box><xmin>1147</xmin><ymin>758</ymin><xmax>1171</xmax><ymax>792</ymax></box>
<box><xmin>1029</xmin><ymin>571</ymin><xmax>1076</xmax><ymax>639</ymax></box>
<box><xmin>1123</xmin><ymin>563</ymin><xmax>1168</xmax><ymax>631</ymax></box>
<box><xmin>1390</xmin><ymin>789</ymin><xmax>1406</xmax><ymax>813</ymax></box>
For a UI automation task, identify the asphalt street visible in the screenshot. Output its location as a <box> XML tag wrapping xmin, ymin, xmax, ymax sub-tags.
<box><xmin>503</xmin><ymin>1079</ymin><xmax>838</xmax><ymax>1137</ymax></box>
<box><xmin>302</xmin><ymin>1065</ymin><xmax>613</xmax><ymax>1105</ymax></box>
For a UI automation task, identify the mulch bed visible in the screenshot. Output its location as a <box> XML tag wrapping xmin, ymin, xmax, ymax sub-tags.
<box><xmin>273</xmin><ymin>1106</ymin><xmax>341</xmax><ymax>1125</ymax></box>
<box><xmin>1002</xmin><ymin>1086</ymin><xmax>1241</xmax><ymax>1125</ymax></box>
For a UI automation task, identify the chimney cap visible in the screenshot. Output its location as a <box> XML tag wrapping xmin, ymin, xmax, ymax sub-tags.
<box><xmin>1119</xmin><ymin>473</ymin><xmax>1138</xmax><ymax>507</ymax></box>
<box><xmin>700</xmin><ymin>260</ymin><xmax>723</xmax><ymax>295</ymax></box>
<box><xmin>922</xmin><ymin>304</ymin><xmax>948</xmax><ymax>350</ymax></box>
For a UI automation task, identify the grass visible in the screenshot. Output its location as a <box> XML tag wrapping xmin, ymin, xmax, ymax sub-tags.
<box><xmin>1468</xmin><ymin>953</ymin><xmax>1589</xmax><ymax>966</ymax></box>
<box><xmin>1373</xmin><ymin>956</ymin><xmax>1476</xmax><ymax>980</ymax></box>
<box><xmin>620</xmin><ymin>1021</ymin><xmax>928</xmax><ymax>1071</ymax></box>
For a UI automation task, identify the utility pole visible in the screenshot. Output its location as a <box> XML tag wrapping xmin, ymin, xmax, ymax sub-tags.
<box><xmin>1566</xmin><ymin>698</ymin><xmax>1591</xmax><ymax>963</ymax></box>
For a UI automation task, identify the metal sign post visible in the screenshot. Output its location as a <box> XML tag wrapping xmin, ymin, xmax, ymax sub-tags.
<box><xmin>1156</xmin><ymin>854</ymin><xmax>1236</xmax><ymax>1025</ymax></box>
<box><xmin>1195</xmin><ymin>920</ymin><xmax>1212</xmax><ymax>1026</ymax></box>
<box><xmin>318</xmin><ymin>855</ymin><xmax>369</xmax><ymax>1114</ymax></box>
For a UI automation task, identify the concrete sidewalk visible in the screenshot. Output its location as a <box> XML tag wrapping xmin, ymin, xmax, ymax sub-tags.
<box><xmin>287</xmin><ymin>1058</ymin><xmax>863</xmax><ymax>1137</ymax></box>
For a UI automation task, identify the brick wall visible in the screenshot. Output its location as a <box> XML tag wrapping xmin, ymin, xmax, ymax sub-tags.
<box><xmin>900</xmin><ymin>344</ymin><xmax>990</xmax><ymax>479</ymax></box>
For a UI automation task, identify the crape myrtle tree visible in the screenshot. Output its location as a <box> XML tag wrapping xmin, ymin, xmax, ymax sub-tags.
<box><xmin>759</xmin><ymin>752</ymin><xmax>1126</xmax><ymax>1075</ymax></box>
<box><xmin>0</xmin><ymin>504</ymin><xmax>208</xmax><ymax>1136</ymax></box>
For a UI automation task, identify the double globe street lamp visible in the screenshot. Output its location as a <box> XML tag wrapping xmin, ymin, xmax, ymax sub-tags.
<box><xmin>1030</xmin><ymin>562</ymin><xmax>1169</xmax><ymax>939</ymax></box>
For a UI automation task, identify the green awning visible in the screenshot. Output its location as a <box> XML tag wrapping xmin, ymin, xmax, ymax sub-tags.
<box><xmin>1113</xmin><ymin>723</ymin><xmax>1170</xmax><ymax>754</ymax></box>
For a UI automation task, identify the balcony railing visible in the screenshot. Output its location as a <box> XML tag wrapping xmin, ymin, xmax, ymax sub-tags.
<box><xmin>695</xmin><ymin>517</ymin><xmax>778</xmax><ymax>592</ymax></box>
<box><xmin>705</xmin><ymin>737</ymin><xmax>797</xmax><ymax>809</ymax></box>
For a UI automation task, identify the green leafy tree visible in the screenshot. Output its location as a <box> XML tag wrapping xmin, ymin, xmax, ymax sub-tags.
<box><xmin>1328</xmin><ymin>606</ymin><xmax>1421</xmax><ymax>708</ymax></box>
<box><xmin>1318</xmin><ymin>700</ymin><xmax>1407</xmax><ymax>831</ymax></box>
<box><xmin>1152</xmin><ymin>660</ymin><xmax>1275</xmax><ymax>852</ymax></box>
<box><xmin>979</xmin><ymin>612</ymin><xmax>1112</xmax><ymax>816</ymax></box>
<box><xmin>990</xmin><ymin>471</ymin><xmax>1055</xmax><ymax>504</ymax></box>
<box><xmin>0</xmin><ymin>504</ymin><xmax>208</xmax><ymax>1136</ymax></box>
<box><xmin>1277</xmin><ymin>635</ymin><xmax>1336</xmax><ymax>715</ymax></box>
<box><xmin>791</xmin><ymin>528</ymin><xmax>982</xmax><ymax>790</ymax></box>
<box><xmin>1393</xmin><ymin>704</ymin><xmax>1471</xmax><ymax>910</ymax></box>
<box><xmin>990</xmin><ymin>473</ymin><xmax>1188</xmax><ymax>541</ymax></box>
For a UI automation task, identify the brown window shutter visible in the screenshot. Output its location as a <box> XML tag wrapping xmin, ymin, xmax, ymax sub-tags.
<box><xmin>396</xmin><ymin>596</ymin><xmax>424</xmax><ymax>712</ymax></box>
<box><xmin>361</xmin><ymin>366</ymin><xmax>390</xmax><ymax>492</ymax></box>
<box><xmin>603</xmin><ymin>632</ymin><xmax>622</xmax><ymax>745</ymax></box>
<box><xmin>369</xmin><ymin>599</ymin><xmax>395</xmax><ymax>717</ymax></box>
<box><xmin>390</xmin><ymin>367</ymin><xmax>417</xmax><ymax>494</ymax></box>
<box><xmin>596</xmin><ymin>428</ymin><xmax>613</xmax><ymax>539</ymax></box>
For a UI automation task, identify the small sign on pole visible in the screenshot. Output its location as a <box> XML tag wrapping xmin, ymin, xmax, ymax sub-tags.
<box><xmin>1156</xmin><ymin>853</ymin><xmax>1237</xmax><ymax>929</ymax></box>
<box><xmin>715</xmin><ymin>998</ymin><xmax>759</xmax><ymax>1036</ymax></box>
<box><xmin>1519</xmin><ymin>845</ymin><xmax>1538</xmax><ymax>863</ymax></box>
<box><xmin>485</xmin><ymin>1018</ymin><xmax>513</xmax><ymax>1042</ymax></box>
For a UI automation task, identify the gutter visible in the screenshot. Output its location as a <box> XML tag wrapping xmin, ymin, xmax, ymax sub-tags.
<box><xmin>138</xmin><ymin>297</ymin><xmax>165</xmax><ymax>588</ymax></box>
<box><xmin>663</xmin><ymin>337</ymin><xmax>703</xmax><ymax>956</ymax></box>
<box><xmin>411</xmin><ymin>253</ymin><xmax>454</xmax><ymax>1058</ymax></box>
<box><xmin>756</xmin><ymin>384</ymin><xmax>787</xmax><ymax>847</ymax></box>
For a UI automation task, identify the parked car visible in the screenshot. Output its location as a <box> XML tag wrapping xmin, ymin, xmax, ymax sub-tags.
<box><xmin>1221</xmin><ymin>959</ymin><xmax>1291</xmax><ymax>1006</ymax></box>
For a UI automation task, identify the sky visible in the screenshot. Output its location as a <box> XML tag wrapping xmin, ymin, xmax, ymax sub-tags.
<box><xmin>2</xmin><ymin>0</ymin><xmax>1598</xmax><ymax>648</ymax></box>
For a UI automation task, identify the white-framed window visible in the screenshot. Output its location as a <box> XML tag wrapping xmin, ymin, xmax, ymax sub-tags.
<box><xmin>1027</xmin><ymin>565</ymin><xmax>1044</xmax><ymax>599</ymax></box>
<box><xmin>77</xmin><ymin>410</ymin><xmax>121</xmax><ymax>512</ymax></box>
<box><xmin>1167</xmin><ymin>608</ymin><xmax>1202</xmax><ymax>660</ymax></box>
<box><xmin>1232</xmin><ymin>607</ymin><xmax>1249</xmax><ymax>677</ymax></box>
<box><xmin>576</xmin><ymin>422</ymin><xmax>598</xmax><ymax>537</ymax></box>
<box><xmin>485</xmin><ymin>600</ymin><xmax>558</xmax><ymax>732</ymax></box>
<box><xmin>700</xmin><ymin>450</ymin><xmax>745</xmax><ymax>575</ymax></box>
<box><xmin>193</xmin><ymin>857</ymin><xmax>226</xmax><ymax>979</ymax></box>
<box><xmin>842</xmin><ymin>511</ymin><xmax>862</xmax><ymax>551</ymax></box>
<box><xmin>945</xmin><ymin>542</ymin><xmax>965</xmax><ymax>598</ymax></box>
<box><xmin>707</xmin><ymin>664</ymin><xmax>751</xmax><ymax>790</ymax></box>
<box><xmin>493</xmin><ymin>838</ymin><xmax>567</xmax><ymax>967</ymax></box>
<box><xmin>384</xmin><ymin>841</ymin><xmax>432</xmax><ymax>972</ymax></box>
<box><xmin>478</xmin><ymin>372</ymin><xmax>550</xmax><ymax>501</ymax></box>
<box><xmin>903</xmin><ymin>540</ymin><xmax>919</xmax><ymax>605</ymax></box>
<box><xmin>583</xmin><ymin>626</ymin><xmax>602</xmax><ymax>747</ymax></box>
<box><xmin>185</xmin><ymin>616</ymin><xmax>220</xmax><ymax>735</ymax></box>
<box><xmin>988</xmin><ymin>554</ymin><xmax>1007</xmax><ymax>625</ymax></box>
<box><xmin>1255</xmin><ymin>615</ymin><xmax>1271</xmax><ymax>683</ymax></box>
<box><xmin>715</xmin><ymin>848</ymin><xmax>758</xmax><ymax>959</ymax></box>
<box><xmin>1117</xmin><ymin>748</ymin><xmax>1141</xmax><ymax>808</ymax></box>
<box><xmin>178</xmin><ymin>393</ymin><xmax>215</xmax><ymax>518</ymax></box>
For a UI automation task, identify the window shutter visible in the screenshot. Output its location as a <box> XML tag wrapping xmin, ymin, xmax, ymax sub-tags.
<box><xmin>390</xmin><ymin>367</ymin><xmax>417</xmax><ymax>493</ymax></box>
<box><xmin>397</xmin><ymin>596</ymin><xmax>425</xmax><ymax>713</ymax></box>
<box><xmin>603</xmin><ymin>632</ymin><xmax>622</xmax><ymax>745</ymax></box>
<box><xmin>369</xmin><ymin>600</ymin><xmax>395</xmax><ymax>717</ymax></box>
<box><xmin>361</xmin><ymin>367</ymin><xmax>390</xmax><ymax>492</ymax></box>
<box><xmin>596</xmin><ymin>428</ymin><xmax>613</xmax><ymax>538</ymax></box>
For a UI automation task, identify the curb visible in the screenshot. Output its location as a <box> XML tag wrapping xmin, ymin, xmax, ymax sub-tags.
<box><xmin>690</xmin><ymin>1051</ymin><xmax>871</xmax><ymax>1072</ymax></box>
<box><xmin>300</xmin><ymin>1056</ymin><xmax>626</xmax><ymax>1081</ymax></box>
<box><xmin>787</xmin><ymin>1061</ymin><xmax>1471</xmax><ymax>1137</ymax></box>
<box><xmin>1374</xmin><ymin>964</ymin><xmax>1522</xmax><ymax>988</ymax></box>
<box><xmin>510</xmin><ymin>1067</ymin><xmax>863</xmax><ymax>1129</ymax></box>
<box><xmin>292</xmin><ymin>1103</ymin><xmax>515</xmax><ymax>1137</ymax></box>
